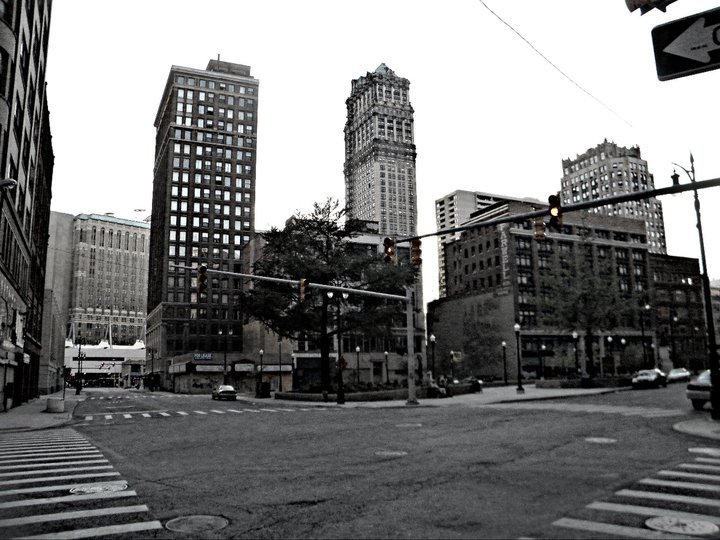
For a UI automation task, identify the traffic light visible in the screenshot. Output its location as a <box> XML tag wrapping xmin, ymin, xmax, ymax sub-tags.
<box><xmin>547</xmin><ymin>193</ymin><xmax>562</xmax><ymax>233</ymax></box>
<box><xmin>383</xmin><ymin>237</ymin><xmax>397</xmax><ymax>265</ymax></box>
<box><xmin>410</xmin><ymin>239</ymin><xmax>422</xmax><ymax>266</ymax></box>
<box><xmin>198</xmin><ymin>264</ymin><xmax>208</xmax><ymax>295</ymax></box>
<box><xmin>534</xmin><ymin>217</ymin><xmax>546</xmax><ymax>241</ymax></box>
<box><xmin>625</xmin><ymin>0</ymin><xmax>677</xmax><ymax>15</ymax></box>
<box><xmin>299</xmin><ymin>278</ymin><xmax>308</xmax><ymax>302</ymax></box>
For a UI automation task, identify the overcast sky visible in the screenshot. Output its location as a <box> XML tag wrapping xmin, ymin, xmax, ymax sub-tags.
<box><xmin>45</xmin><ymin>0</ymin><xmax>720</xmax><ymax>304</ymax></box>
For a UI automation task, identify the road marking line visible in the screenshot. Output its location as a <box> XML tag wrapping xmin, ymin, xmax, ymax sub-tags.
<box><xmin>260</xmin><ymin>409</ymin><xmax>278</xmax><ymax>413</ymax></box>
<box><xmin>617</xmin><ymin>488</ymin><xmax>720</xmax><ymax>507</ymax></box>
<box><xmin>0</xmin><ymin>489</ymin><xmax>137</xmax><ymax>509</ymax></box>
<box><xmin>141</xmin><ymin>413</ymin><xmax>151</xmax><ymax>418</ymax></box>
<box><xmin>104</xmin><ymin>415</ymin><xmax>113</xmax><ymax>420</ymax></box>
<box><xmin>18</xmin><ymin>519</ymin><xmax>164</xmax><ymax>539</ymax></box>
<box><xmin>84</xmin><ymin>416</ymin><xmax>93</xmax><ymax>421</ymax></box>
<box><xmin>0</xmin><ymin>465</ymin><xmax>114</xmax><ymax>478</ymax></box>
<box><xmin>0</xmin><ymin>448</ymin><xmax>95</xmax><ymax>458</ymax></box>
<box><xmin>158</xmin><ymin>412</ymin><xmax>170</xmax><ymax>417</ymax></box>
<box><xmin>277</xmin><ymin>408</ymin><xmax>295</xmax><ymax>412</ymax></box>
<box><xmin>226</xmin><ymin>409</ymin><xmax>244</xmax><ymax>413</ymax></box>
<box><xmin>177</xmin><ymin>411</ymin><xmax>188</xmax><ymax>416</ymax></box>
<box><xmin>0</xmin><ymin>452</ymin><xmax>102</xmax><ymax>464</ymax></box>
<box><xmin>0</xmin><ymin>459</ymin><xmax>109</xmax><ymax>471</ymax></box>
<box><xmin>680</xmin><ymin>463</ymin><xmax>720</xmax><ymax>473</ymax></box>
<box><xmin>194</xmin><ymin>411</ymin><xmax>208</xmax><ymax>415</ymax></box>
<box><xmin>0</xmin><ymin>444</ymin><xmax>92</xmax><ymax>453</ymax></box>
<box><xmin>242</xmin><ymin>409</ymin><xmax>260</xmax><ymax>413</ymax></box>
<box><xmin>0</xmin><ymin>479</ymin><xmax>129</xmax><ymax>496</ymax></box>
<box><xmin>695</xmin><ymin>457</ymin><xmax>720</xmax><ymax>465</ymax></box>
<box><xmin>639</xmin><ymin>477</ymin><xmax>720</xmax><ymax>492</ymax></box>
<box><xmin>0</xmin><ymin>471</ymin><xmax>120</xmax><ymax>487</ymax></box>
<box><xmin>587</xmin><ymin>501</ymin><xmax>720</xmax><ymax>524</ymax></box>
<box><xmin>553</xmin><ymin>517</ymin><xmax>686</xmax><ymax>539</ymax></box>
<box><xmin>123</xmin><ymin>414</ymin><xmax>132</xmax><ymax>419</ymax></box>
<box><xmin>0</xmin><ymin>504</ymin><xmax>149</xmax><ymax>527</ymax></box>
<box><xmin>210</xmin><ymin>410</ymin><xmax>225</xmax><ymax>414</ymax></box>
<box><xmin>658</xmin><ymin>470</ymin><xmax>720</xmax><ymax>482</ymax></box>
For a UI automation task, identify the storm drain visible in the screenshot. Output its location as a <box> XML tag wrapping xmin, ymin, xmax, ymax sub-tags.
<box><xmin>165</xmin><ymin>515</ymin><xmax>229</xmax><ymax>534</ymax></box>
<box><xmin>69</xmin><ymin>481</ymin><xmax>128</xmax><ymax>494</ymax></box>
<box><xmin>645</xmin><ymin>516</ymin><xmax>719</xmax><ymax>536</ymax></box>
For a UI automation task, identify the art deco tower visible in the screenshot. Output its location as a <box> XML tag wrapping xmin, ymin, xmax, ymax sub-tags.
<box><xmin>147</xmin><ymin>60</ymin><xmax>258</xmax><ymax>381</ymax></box>
<box><xmin>344</xmin><ymin>64</ymin><xmax>417</xmax><ymax>237</ymax></box>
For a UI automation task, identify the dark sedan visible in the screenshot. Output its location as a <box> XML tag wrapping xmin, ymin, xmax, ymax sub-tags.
<box><xmin>687</xmin><ymin>370</ymin><xmax>711</xmax><ymax>411</ymax></box>
<box><xmin>631</xmin><ymin>368</ymin><xmax>667</xmax><ymax>389</ymax></box>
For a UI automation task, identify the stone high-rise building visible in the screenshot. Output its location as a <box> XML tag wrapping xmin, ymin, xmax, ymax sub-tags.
<box><xmin>0</xmin><ymin>0</ymin><xmax>54</xmax><ymax>407</ymax></box>
<box><xmin>344</xmin><ymin>64</ymin><xmax>417</xmax><ymax>237</ymax></box>
<box><xmin>560</xmin><ymin>140</ymin><xmax>667</xmax><ymax>254</ymax></box>
<box><xmin>147</xmin><ymin>60</ymin><xmax>258</xmax><ymax>387</ymax></box>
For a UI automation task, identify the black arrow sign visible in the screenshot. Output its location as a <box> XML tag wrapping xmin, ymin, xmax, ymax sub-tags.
<box><xmin>652</xmin><ymin>6</ymin><xmax>720</xmax><ymax>81</ymax></box>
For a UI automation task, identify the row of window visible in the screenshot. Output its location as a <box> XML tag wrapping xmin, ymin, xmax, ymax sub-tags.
<box><xmin>175</xmin><ymin>75</ymin><xmax>256</xmax><ymax>95</ymax></box>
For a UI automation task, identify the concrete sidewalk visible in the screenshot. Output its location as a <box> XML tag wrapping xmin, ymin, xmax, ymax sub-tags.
<box><xmin>1</xmin><ymin>385</ymin><xmax>718</xmax><ymax>442</ymax></box>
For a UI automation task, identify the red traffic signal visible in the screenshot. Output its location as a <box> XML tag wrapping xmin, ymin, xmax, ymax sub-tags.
<box><xmin>547</xmin><ymin>193</ymin><xmax>562</xmax><ymax>233</ymax></box>
<box><xmin>198</xmin><ymin>264</ymin><xmax>208</xmax><ymax>295</ymax></box>
<box><xmin>410</xmin><ymin>239</ymin><xmax>422</xmax><ymax>266</ymax></box>
<box><xmin>383</xmin><ymin>237</ymin><xmax>397</xmax><ymax>265</ymax></box>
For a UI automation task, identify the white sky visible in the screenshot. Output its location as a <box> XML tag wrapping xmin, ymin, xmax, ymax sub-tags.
<box><xmin>45</xmin><ymin>0</ymin><xmax>720</xmax><ymax>305</ymax></box>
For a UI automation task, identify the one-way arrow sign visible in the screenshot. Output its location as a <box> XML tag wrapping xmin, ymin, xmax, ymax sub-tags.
<box><xmin>652</xmin><ymin>6</ymin><xmax>720</xmax><ymax>81</ymax></box>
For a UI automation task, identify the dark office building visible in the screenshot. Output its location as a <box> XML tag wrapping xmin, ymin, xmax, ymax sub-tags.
<box><xmin>0</xmin><ymin>0</ymin><xmax>54</xmax><ymax>408</ymax></box>
<box><xmin>146</xmin><ymin>60</ymin><xmax>258</xmax><ymax>387</ymax></box>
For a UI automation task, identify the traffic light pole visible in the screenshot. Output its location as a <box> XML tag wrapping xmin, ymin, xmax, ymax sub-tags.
<box><xmin>172</xmin><ymin>265</ymin><xmax>419</xmax><ymax>404</ymax></box>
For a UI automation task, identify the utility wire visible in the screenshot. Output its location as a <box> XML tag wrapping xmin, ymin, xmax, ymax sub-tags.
<box><xmin>476</xmin><ymin>0</ymin><xmax>634</xmax><ymax>128</ymax></box>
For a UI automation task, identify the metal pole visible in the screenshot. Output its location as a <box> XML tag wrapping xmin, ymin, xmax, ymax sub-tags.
<box><xmin>502</xmin><ymin>341</ymin><xmax>508</xmax><ymax>385</ymax></box>
<box><xmin>430</xmin><ymin>335</ymin><xmax>436</xmax><ymax>378</ymax></box>
<box><xmin>674</xmin><ymin>159</ymin><xmax>720</xmax><ymax>419</ymax></box>
<box><xmin>355</xmin><ymin>346</ymin><xmax>360</xmax><ymax>385</ymax></box>
<box><xmin>514</xmin><ymin>323</ymin><xmax>523</xmax><ymax>393</ymax></box>
<box><xmin>278</xmin><ymin>337</ymin><xmax>282</xmax><ymax>392</ymax></box>
<box><xmin>405</xmin><ymin>287</ymin><xmax>418</xmax><ymax>405</ymax></box>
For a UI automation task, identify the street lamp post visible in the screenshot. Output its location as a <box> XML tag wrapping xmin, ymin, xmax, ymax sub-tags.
<box><xmin>514</xmin><ymin>323</ymin><xmax>523</xmax><ymax>393</ymax></box>
<box><xmin>75</xmin><ymin>338</ymin><xmax>85</xmax><ymax>395</ymax></box>
<box><xmin>572</xmin><ymin>331</ymin><xmax>579</xmax><ymax>376</ymax></box>
<box><xmin>355</xmin><ymin>345</ymin><xmax>361</xmax><ymax>385</ymax></box>
<box><xmin>384</xmin><ymin>351</ymin><xmax>389</xmax><ymax>384</ymax></box>
<box><xmin>620</xmin><ymin>337</ymin><xmax>626</xmax><ymax>373</ymax></box>
<box><xmin>670</xmin><ymin>312</ymin><xmax>678</xmax><ymax>368</ymax></box>
<box><xmin>430</xmin><ymin>334</ymin><xmax>436</xmax><ymax>378</ymax></box>
<box><xmin>450</xmin><ymin>350</ymin><xmax>455</xmax><ymax>381</ymax></box>
<box><xmin>256</xmin><ymin>348</ymin><xmax>264</xmax><ymax>398</ymax></box>
<box><xmin>277</xmin><ymin>336</ymin><xmax>282</xmax><ymax>392</ymax></box>
<box><xmin>501</xmin><ymin>341</ymin><xmax>508</xmax><ymax>385</ymax></box>
<box><xmin>606</xmin><ymin>335</ymin><xmax>613</xmax><ymax>377</ymax></box>
<box><xmin>672</xmin><ymin>158</ymin><xmax>720</xmax><ymax>418</ymax></box>
<box><xmin>640</xmin><ymin>303</ymin><xmax>651</xmax><ymax>368</ymax></box>
<box><xmin>538</xmin><ymin>343</ymin><xmax>546</xmax><ymax>380</ymax></box>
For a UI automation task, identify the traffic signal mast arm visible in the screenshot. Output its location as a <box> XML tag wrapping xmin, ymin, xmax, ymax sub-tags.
<box><xmin>397</xmin><ymin>176</ymin><xmax>720</xmax><ymax>243</ymax></box>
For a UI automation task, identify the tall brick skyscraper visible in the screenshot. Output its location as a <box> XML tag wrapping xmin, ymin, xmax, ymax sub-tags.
<box><xmin>147</xmin><ymin>60</ymin><xmax>258</xmax><ymax>385</ymax></box>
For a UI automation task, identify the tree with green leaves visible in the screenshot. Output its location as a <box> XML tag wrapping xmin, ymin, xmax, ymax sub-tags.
<box><xmin>461</xmin><ymin>298</ymin><xmax>504</xmax><ymax>378</ymax></box>
<box><xmin>241</xmin><ymin>199</ymin><xmax>417</xmax><ymax>391</ymax></box>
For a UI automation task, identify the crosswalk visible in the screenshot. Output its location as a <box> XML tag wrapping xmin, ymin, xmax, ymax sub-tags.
<box><xmin>81</xmin><ymin>406</ymin><xmax>329</xmax><ymax>422</ymax></box>
<box><xmin>552</xmin><ymin>448</ymin><xmax>720</xmax><ymax>538</ymax></box>
<box><xmin>0</xmin><ymin>429</ymin><xmax>161</xmax><ymax>538</ymax></box>
<box><xmin>484</xmin><ymin>402</ymin><xmax>686</xmax><ymax>418</ymax></box>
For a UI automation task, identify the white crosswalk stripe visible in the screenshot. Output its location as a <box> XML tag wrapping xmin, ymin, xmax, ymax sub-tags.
<box><xmin>0</xmin><ymin>429</ymin><xmax>161</xmax><ymax>538</ymax></box>
<box><xmin>552</xmin><ymin>447</ymin><xmax>720</xmax><ymax>538</ymax></box>
<box><xmin>75</xmin><ymin>406</ymin><xmax>331</xmax><ymax>423</ymax></box>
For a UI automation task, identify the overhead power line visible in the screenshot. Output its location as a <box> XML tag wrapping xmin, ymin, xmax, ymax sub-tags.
<box><xmin>476</xmin><ymin>0</ymin><xmax>634</xmax><ymax>128</ymax></box>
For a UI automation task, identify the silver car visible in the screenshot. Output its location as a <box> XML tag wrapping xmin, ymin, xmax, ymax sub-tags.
<box><xmin>211</xmin><ymin>385</ymin><xmax>237</xmax><ymax>401</ymax></box>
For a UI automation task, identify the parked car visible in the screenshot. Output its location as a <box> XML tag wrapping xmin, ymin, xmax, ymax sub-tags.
<box><xmin>461</xmin><ymin>376</ymin><xmax>484</xmax><ymax>392</ymax></box>
<box><xmin>211</xmin><ymin>385</ymin><xmax>237</xmax><ymax>401</ymax></box>
<box><xmin>687</xmin><ymin>369</ymin><xmax>711</xmax><ymax>411</ymax></box>
<box><xmin>667</xmin><ymin>367</ymin><xmax>691</xmax><ymax>383</ymax></box>
<box><xmin>631</xmin><ymin>368</ymin><xmax>667</xmax><ymax>389</ymax></box>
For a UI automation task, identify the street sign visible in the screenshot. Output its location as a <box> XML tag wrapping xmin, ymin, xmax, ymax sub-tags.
<box><xmin>652</xmin><ymin>7</ymin><xmax>720</xmax><ymax>81</ymax></box>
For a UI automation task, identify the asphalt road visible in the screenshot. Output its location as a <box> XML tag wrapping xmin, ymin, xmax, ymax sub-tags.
<box><xmin>5</xmin><ymin>383</ymin><xmax>718</xmax><ymax>539</ymax></box>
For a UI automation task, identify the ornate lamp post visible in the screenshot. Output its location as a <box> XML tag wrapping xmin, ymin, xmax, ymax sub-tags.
<box><xmin>277</xmin><ymin>335</ymin><xmax>282</xmax><ymax>392</ymax></box>
<box><xmin>572</xmin><ymin>331</ymin><xmax>579</xmax><ymax>376</ymax></box>
<box><xmin>355</xmin><ymin>345</ymin><xmax>361</xmax><ymax>385</ymax></box>
<box><xmin>670</xmin><ymin>312</ymin><xmax>678</xmax><ymax>368</ymax></box>
<box><xmin>514</xmin><ymin>323</ymin><xmax>523</xmax><ymax>393</ymax></box>
<box><xmin>606</xmin><ymin>335</ymin><xmax>613</xmax><ymax>377</ymax></box>
<box><xmin>621</xmin><ymin>337</ymin><xmax>627</xmax><ymax>373</ymax></box>
<box><xmin>501</xmin><ymin>341</ymin><xmax>508</xmax><ymax>385</ymax></box>
<box><xmin>538</xmin><ymin>343</ymin><xmax>546</xmax><ymax>380</ymax></box>
<box><xmin>640</xmin><ymin>303</ymin><xmax>651</xmax><ymax>368</ymax></box>
<box><xmin>256</xmin><ymin>348</ymin><xmax>264</xmax><ymax>398</ymax></box>
<box><xmin>384</xmin><ymin>350</ymin><xmax>389</xmax><ymax>384</ymax></box>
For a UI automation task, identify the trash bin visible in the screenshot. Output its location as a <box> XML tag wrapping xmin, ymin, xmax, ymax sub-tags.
<box><xmin>260</xmin><ymin>382</ymin><xmax>271</xmax><ymax>398</ymax></box>
<box><xmin>46</xmin><ymin>397</ymin><xmax>65</xmax><ymax>413</ymax></box>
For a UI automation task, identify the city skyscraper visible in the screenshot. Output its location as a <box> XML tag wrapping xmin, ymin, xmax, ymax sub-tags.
<box><xmin>344</xmin><ymin>64</ymin><xmax>417</xmax><ymax>237</ymax></box>
<box><xmin>147</xmin><ymin>59</ymin><xmax>258</xmax><ymax>386</ymax></box>
<box><xmin>0</xmin><ymin>0</ymin><xmax>54</xmax><ymax>407</ymax></box>
<box><xmin>559</xmin><ymin>140</ymin><xmax>667</xmax><ymax>254</ymax></box>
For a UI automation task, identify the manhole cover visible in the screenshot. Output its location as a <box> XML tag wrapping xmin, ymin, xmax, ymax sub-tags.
<box><xmin>70</xmin><ymin>481</ymin><xmax>127</xmax><ymax>494</ymax></box>
<box><xmin>689</xmin><ymin>447</ymin><xmax>720</xmax><ymax>457</ymax></box>
<box><xmin>375</xmin><ymin>450</ymin><xmax>408</xmax><ymax>458</ymax></box>
<box><xmin>395</xmin><ymin>423</ymin><xmax>422</xmax><ymax>428</ymax></box>
<box><xmin>585</xmin><ymin>437</ymin><xmax>617</xmax><ymax>444</ymax></box>
<box><xmin>645</xmin><ymin>516</ymin><xmax>719</xmax><ymax>536</ymax></box>
<box><xmin>166</xmin><ymin>515</ymin><xmax>229</xmax><ymax>534</ymax></box>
